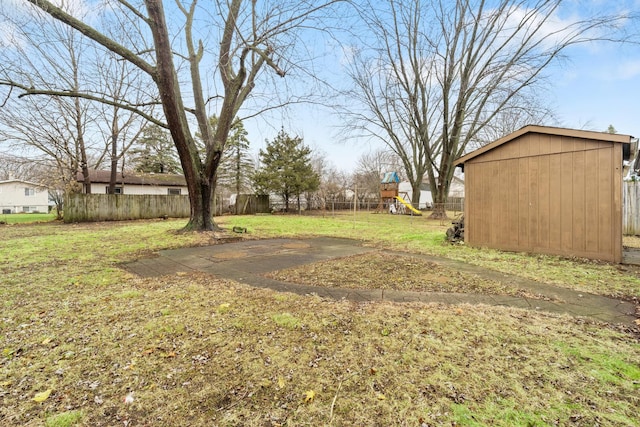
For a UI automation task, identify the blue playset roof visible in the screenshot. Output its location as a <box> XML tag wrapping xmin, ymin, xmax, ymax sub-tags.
<box><xmin>381</xmin><ymin>172</ymin><xmax>400</xmax><ymax>184</ymax></box>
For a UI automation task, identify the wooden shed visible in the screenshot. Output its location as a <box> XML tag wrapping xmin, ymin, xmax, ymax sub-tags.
<box><xmin>455</xmin><ymin>125</ymin><xmax>632</xmax><ymax>263</ymax></box>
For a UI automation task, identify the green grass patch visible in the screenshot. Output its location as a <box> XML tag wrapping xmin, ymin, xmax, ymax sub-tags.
<box><xmin>554</xmin><ymin>341</ymin><xmax>640</xmax><ymax>386</ymax></box>
<box><xmin>271</xmin><ymin>312</ymin><xmax>301</xmax><ymax>329</ymax></box>
<box><xmin>0</xmin><ymin>212</ymin><xmax>56</xmax><ymax>224</ymax></box>
<box><xmin>45</xmin><ymin>410</ymin><xmax>84</xmax><ymax>427</ymax></box>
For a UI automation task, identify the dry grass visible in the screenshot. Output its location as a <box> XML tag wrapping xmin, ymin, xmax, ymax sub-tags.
<box><xmin>266</xmin><ymin>252</ymin><xmax>540</xmax><ymax>298</ymax></box>
<box><xmin>1</xmin><ymin>218</ymin><xmax>639</xmax><ymax>426</ymax></box>
<box><xmin>3</xmin><ymin>273</ymin><xmax>639</xmax><ymax>426</ymax></box>
<box><xmin>225</xmin><ymin>213</ymin><xmax>640</xmax><ymax>299</ymax></box>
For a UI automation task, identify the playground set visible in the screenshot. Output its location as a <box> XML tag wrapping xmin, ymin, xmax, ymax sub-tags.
<box><xmin>376</xmin><ymin>172</ymin><xmax>422</xmax><ymax>216</ymax></box>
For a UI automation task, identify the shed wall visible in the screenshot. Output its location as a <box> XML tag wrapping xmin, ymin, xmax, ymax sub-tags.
<box><xmin>465</xmin><ymin>133</ymin><xmax>622</xmax><ymax>262</ymax></box>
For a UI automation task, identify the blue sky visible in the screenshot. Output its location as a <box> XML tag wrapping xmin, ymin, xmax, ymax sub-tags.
<box><xmin>551</xmin><ymin>41</ymin><xmax>640</xmax><ymax>136</ymax></box>
<box><xmin>2</xmin><ymin>0</ymin><xmax>639</xmax><ymax>174</ymax></box>
<box><xmin>245</xmin><ymin>1</ymin><xmax>640</xmax><ymax>172</ymax></box>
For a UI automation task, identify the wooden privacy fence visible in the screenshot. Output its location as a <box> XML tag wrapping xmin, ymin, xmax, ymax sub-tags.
<box><xmin>235</xmin><ymin>194</ymin><xmax>270</xmax><ymax>214</ymax></box>
<box><xmin>623</xmin><ymin>181</ymin><xmax>640</xmax><ymax>235</ymax></box>
<box><xmin>64</xmin><ymin>194</ymin><xmax>190</xmax><ymax>223</ymax></box>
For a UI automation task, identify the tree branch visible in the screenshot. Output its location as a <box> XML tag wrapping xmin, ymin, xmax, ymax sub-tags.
<box><xmin>9</xmin><ymin>83</ymin><xmax>167</xmax><ymax>128</ymax></box>
<box><xmin>27</xmin><ymin>0</ymin><xmax>156</xmax><ymax>76</ymax></box>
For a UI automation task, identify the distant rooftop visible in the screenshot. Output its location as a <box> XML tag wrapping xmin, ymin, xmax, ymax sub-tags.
<box><xmin>77</xmin><ymin>170</ymin><xmax>187</xmax><ymax>187</ymax></box>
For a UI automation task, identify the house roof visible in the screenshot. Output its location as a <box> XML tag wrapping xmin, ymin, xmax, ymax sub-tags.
<box><xmin>0</xmin><ymin>179</ymin><xmax>47</xmax><ymax>188</ymax></box>
<box><xmin>77</xmin><ymin>170</ymin><xmax>187</xmax><ymax>187</ymax></box>
<box><xmin>455</xmin><ymin>125</ymin><xmax>632</xmax><ymax>166</ymax></box>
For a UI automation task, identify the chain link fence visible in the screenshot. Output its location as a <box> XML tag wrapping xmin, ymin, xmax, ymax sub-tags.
<box><xmin>265</xmin><ymin>198</ymin><xmax>464</xmax><ymax>215</ymax></box>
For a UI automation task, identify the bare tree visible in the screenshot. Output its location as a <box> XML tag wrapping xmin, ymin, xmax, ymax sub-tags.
<box><xmin>305</xmin><ymin>151</ymin><xmax>348</xmax><ymax>211</ymax></box>
<box><xmin>466</xmin><ymin>94</ymin><xmax>558</xmax><ymax>153</ymax></box>
<box><xmin>93</xmin><ymin>49</ymin><xmax>153</xmax><ymax>193</ymax></box>
<box><xmin>0</xmin><ymin>3</ymin><xmax>109</xmax><ymax>194</ymax></box>
<box><xmin>0</xmin><ymin>95</ymin><xmax>94</xmax><ymax>195</ymax></box>
<box><xmin>0</xmin><ymin>154</ymin><xmax>35</xmax><ymax>181</ymax></box>
<box><xmin>352</xmin><ymin>149</ymin><xmax>403</xmax><ymax>202</ymax></box>
<box><xmin>345</xmin><ymin>0</ymin><xmax>635</xmax><ymax>218</ymax></box>
<box><xmin>1</xmin><ymin>0</ymin><xmax>341</xmax><ymax>230</ymax></box>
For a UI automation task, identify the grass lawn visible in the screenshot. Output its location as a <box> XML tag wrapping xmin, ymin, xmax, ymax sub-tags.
<box><xmin>1</xmin><ymin>213</ymin><xmax>639</xmax><ymax>426</ymax></box>
<box><xmin>0</xmin><ymin>212</ymin><xmax>57</xmax><ymax>224</ymax></box>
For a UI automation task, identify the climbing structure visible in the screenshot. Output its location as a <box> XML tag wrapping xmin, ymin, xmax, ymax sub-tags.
<box><xmin>376</xmin><ymin>172</ymin><xmax>400</xmax><ymax>213</ymax></box>
<box><xmin>376</xmin><ymin>171</ymin><xmax>422</xmax><ymax>215</ymax></box>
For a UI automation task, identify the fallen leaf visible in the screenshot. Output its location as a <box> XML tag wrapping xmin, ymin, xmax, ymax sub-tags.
<box><xmin>376</xmin><ymin>393</ymin><xmax>386</xmax><ymax>400</ymax></box>
<box><xmin>277</xmin><ymin>377</ymin><xmax>285</xmax><ymax>389</ymax></box>
<box><xmin>33</xmin><ymin>389</ymin><xmax>52</xmax><ymax>402</ymax></box>
<box><xmin>635</xmin><ymin>319</ymin><xmax>640</xmax><ymax>326</ymax></box>
<box><xmin>41</xmin><ymin>337</ymin><xmax>52</xmax><ymax>345</ymax></box>
<box><xmin>303</xmin><ymin>390</ymin><xmax>315</xmax><ymax>403</ymax></box>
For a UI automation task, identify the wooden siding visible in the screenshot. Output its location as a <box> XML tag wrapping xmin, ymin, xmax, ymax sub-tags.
<box><xmin>623</xmin><ymin>181</ymin><xmax>640</xmax><ymax>235</ymax></box>
<box><xmin>464</xmin><ymin>132</ymin><xmax>622</xmax><ymax>262</ymax></box>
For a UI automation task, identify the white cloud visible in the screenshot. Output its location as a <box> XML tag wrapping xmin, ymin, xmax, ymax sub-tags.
<box><xmin>613</xmin><ymin>59</ymin><xmax>640</xmax><ymax>80</ymax></box>
<box><xmin>0</xmin><ymin>20</ymin><xmax>21</xmax><ymax>48</ymax></box>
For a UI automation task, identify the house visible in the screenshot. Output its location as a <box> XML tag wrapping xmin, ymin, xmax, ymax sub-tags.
<box><xmin>455</xmin><ymin>125</ymin><xmax>631</xmax><ymax>263</ymax></box>
<box><xmin>397</xmin><ymin>176</ymin><xmax>465</xmax><ymax>209</ymax></box>
<box><xmin>0</xmin><ymin>179</ymin><xmax>49</xmax><ymax>213</ymax></box>
<box><xmin>76</xmin><ymin>170</ymin><xmax>188</xmax><ymax>195</ymax></box>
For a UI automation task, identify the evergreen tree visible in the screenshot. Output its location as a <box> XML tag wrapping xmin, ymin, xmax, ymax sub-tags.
<box><xmin>129</xmin><ymin>125</ymin><xmax>182</xmax><ymax>174</ymax></box>
<box><xmin>217</xmin><ymin>119</ymin><xmax>254</xmax><ymax>213</ymax></box>
<box><xmin>197</xmin><ymin>116</ymin><xmax>254</xmax><ymax>213</ymax></box>
<box><xmin>253</xmin><ymin>129</ymin><xmax>320</xmax><ymax>212</ymax></box>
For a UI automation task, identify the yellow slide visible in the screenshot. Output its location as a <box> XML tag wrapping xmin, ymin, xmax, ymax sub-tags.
<box><xmin>394</xmin><ymin>196</ymin><xmax>422</xmax><ymax>215</ymax></box>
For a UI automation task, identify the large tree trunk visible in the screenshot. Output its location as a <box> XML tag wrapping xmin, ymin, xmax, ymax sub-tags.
<box><xmin>429</xmin><ymin>188</ymin><xmax>447</xmax><ymax>219</ymax></box>
<box><xmin>429</xmin><ymin>167</ymin><xmax>453</xmax><ymax>220</ymax></box>
<box><xmin>410</xmin><ymin>178</ymin><xmax>422</xmax><ymax>210</ymax></box>
<box><xmin>185</xmin><ymin>176</ymin><xmax>215</xmax><ymax>230</ymax></box>
<box><xmin>146</xmin><ymin>0</ymin><xmax>216</xmax><ymax>231</ymax></box>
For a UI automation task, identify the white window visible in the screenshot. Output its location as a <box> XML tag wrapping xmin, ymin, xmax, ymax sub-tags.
<box><xmin>23</xmin><ymin>206</ymin><xmax>31</xmax><ymax>212</ymax></box>
<box><xmin>25</xmin><ymin>188</ymin><xmax>35</xmax><ymax>196</ymax></box>
<box><xmin>168</xmin><ymin>188</ymin><xmax>181</xmax><ymax>195</ymax></box>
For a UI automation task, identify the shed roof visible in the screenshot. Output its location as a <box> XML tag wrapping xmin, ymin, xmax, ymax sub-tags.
<box><xmin>77</xmin><ymin>170</ymin><xmax>187</xmax><ymax>187</ymax></box>
<box><xmin>455</xmin><ymin>125</ymin><xmax>632</xmax><ymax>166</ymax></box>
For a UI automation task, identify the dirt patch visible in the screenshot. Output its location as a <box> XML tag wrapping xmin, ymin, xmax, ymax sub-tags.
<box><xmin>211</xmin><ymin>251</ymin><xmax>248</xmax><ymax>259</ymax></box>
<box><xmin>281</xmin><ymin>242</ymin><xmax>312</xmax><ymax>249</ymax></box>
<box><xmin>266</xmin><ymin>252</ymin><xmax>539</xmax><ymax>298</ymax></box>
